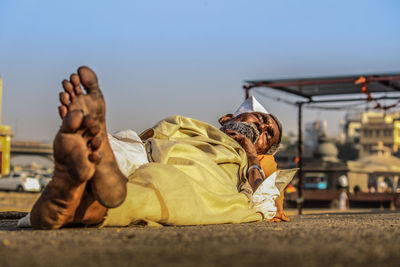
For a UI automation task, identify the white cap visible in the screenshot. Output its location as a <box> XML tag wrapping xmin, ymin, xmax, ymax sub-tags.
<box><xmin>233</xmin><ymin>96</ymin><xmax>269</xmax><ymax>116</ymax></box>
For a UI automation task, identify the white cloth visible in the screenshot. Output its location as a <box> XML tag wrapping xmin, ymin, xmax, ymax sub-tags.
<box><xmin>252</xmin><ymin>169</ymin><xmax>298</xmax><ymax>219</ymax></box>
<box><xmin>17</xmin><ymin>213</ymin><xmax>31</xmax><ymax>228</ymax></box>
<box><xmin>253</xmin><ymin>172</ymin><xmax>280</xmax><ymax>219</ymax></box>
<box><xmin>108</xmin><ymin>130</ymin><xmax>149</xmax><ymax>177</ymax></box>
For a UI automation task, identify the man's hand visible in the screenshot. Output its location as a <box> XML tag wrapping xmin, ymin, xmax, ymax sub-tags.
<box><xmin>225</xmin><ymin>130</ymin><xmax>263</xmax><ymax>191</ymax></box>
<box><xmin>225</xmin><ymin>130</ymin><xmax>258</xmax><ymax>159</ymax></box>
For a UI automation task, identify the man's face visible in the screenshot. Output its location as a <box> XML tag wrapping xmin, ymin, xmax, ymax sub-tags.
<box><xmin>219</xmin><ymin>112</ymin><xmax>280</xmax><ymax>154</ymax></box>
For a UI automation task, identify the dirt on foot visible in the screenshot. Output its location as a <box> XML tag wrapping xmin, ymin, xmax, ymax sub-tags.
<box><xmin>58</xmin><ymin>66</ymin><xmax>127</xmax><ymax>208</ymax></box>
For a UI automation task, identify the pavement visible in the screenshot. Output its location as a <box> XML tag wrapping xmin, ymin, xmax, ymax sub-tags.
<box><xmin>1</xmin><ymin>209</ymin><xmax>400</xmax><ymax>267</ymax></box>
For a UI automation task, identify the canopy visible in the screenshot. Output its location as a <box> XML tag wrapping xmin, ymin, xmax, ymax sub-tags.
<box><xmin>243</xmin><ymin>72</ymin><xmax>400</xmax><ymax>214</ymax></box>
<box><xmin>244</xmin><ymin>73</ymin><xmax>400</xmax><ymax>102</ymax></box>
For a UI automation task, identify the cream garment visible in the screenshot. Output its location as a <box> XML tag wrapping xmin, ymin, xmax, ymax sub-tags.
<box><xmin>103</xmin><ymin>116</ymin><xmax>292</xmax><ymax>227</ymax></box>
<box><xmin>19</xmin><ymin>117</ymin><xmax>295</xmax><ymax>228</ymax></box>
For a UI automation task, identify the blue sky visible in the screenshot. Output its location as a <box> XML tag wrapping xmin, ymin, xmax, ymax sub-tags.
<box><xmin>1</xmin><ymin>0</ymin><xmax>399</xmax><ymax>142</ymax></box>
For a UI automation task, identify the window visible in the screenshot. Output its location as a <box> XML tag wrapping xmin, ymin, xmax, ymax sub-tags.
<box><xmin>363</xmin><ymin>129</ymin><xmax>372</xmax><ymax>137</ymax></box>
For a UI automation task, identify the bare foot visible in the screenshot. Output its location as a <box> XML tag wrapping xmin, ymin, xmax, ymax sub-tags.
<box><xmin>30</xmin><ymin>66</ymin><xmax>127</xmax><ymax>229</ymax></box>
<box><xmin>268</xmin><ymin>210</ymin><xmax>290</xmax><ymax>223</ymax></box>
<box><xmin>268</xmin><ymin>192</ymin><xmax>290</xmax><ymax>223</ymax></box>
<box><xmin>31</xmin><ymin>107</ymin><xmax>99</xmax><ymax>228</ymax></box>
<box><xmin>58</xmin><ymin>66</ymin><xmax>128</xmax><ymax>208</ymax></box>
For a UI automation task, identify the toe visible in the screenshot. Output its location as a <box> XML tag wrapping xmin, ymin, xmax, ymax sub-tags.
<box><xmin>58</xmin><ymin>106</ymin><xmax>68</xmax><ymax>119</ymax></box>
<box><xmin>89</xmin><ymin>136</ymin><xmax>102</xmax><ymax>150</ymax></box>
<box><xmin>83</xmin><ymin>115</ymin><xmax>95</xmax><ymax>128</ymax></box>
<box><xmin>82</xmin><ymin>116</ymin><xmax>101</xmax><ymax>139</ymax></box>
<box><xmin>89</xmin><ymin>151</ymin><xmax>101</xmax><ymax>163</ymax></box>
<box><xmin>62</xmin><ymin>79</ymin><xmax>75</xmax><ymax>98</ymax></box>
<box><xmin>61</xmin><ymin>110</ymin><xmax>85</xmax><ymax>133</ymax></box>
<box><xmin>77</xmin><ymin>66</ymin><xmax>101</xmax><ymax>95</ymax></box>
<box><xmin>88</xmin><ymin>125</ymin><xmax>100</xmax><ymax>137</ymax></box>
<box><xmin>82</xmin><ymin>115</ymin><xmax>100</xmax><ymax>135</ymax></box>
<box><xmin>70</xmin><ymin>74</ymin><xmax>84</xmax><ymax>95</ymax></box>
<box><xmin>59</xmin><ymin>92</ymin><xmax>70</xmax><ymax>106</ymax></box>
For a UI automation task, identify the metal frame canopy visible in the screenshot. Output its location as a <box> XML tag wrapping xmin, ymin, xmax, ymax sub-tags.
<box><xmin>243</xmin><ymin>72</ymin><xmax>400</xmax><ymax>215</ymax></box>
<box><xmin>244</xmin><ymin>73</ymin><xmax>400</xmax><ymax>103</ymax></box>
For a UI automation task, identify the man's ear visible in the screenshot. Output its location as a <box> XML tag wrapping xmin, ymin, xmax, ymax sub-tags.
<box><xmin>218</xmin><ymin>114</ymin><xmax>235</xmax><ymax>126</ymax></box>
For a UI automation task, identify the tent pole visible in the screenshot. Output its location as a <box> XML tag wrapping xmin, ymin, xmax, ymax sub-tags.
<box><xmin>245</xmin><ymin>88</ymin><xmax>250</xmax><ymax>99</ymax></box>
<box><xmin>297</xmin><ymin>102</ymin><xmax>304</xmax><ymax>215</ymax></box>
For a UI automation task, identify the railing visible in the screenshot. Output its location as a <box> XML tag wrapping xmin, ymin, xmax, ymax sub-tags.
<box><xmin>10</xmin><ymin>140</ymin><xmax>53</xmax><ymax>157</ymax></box>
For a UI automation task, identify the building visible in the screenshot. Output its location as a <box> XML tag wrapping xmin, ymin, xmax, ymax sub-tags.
<box><xmin>341</xmin><ymin>111</ymin><xmax>400</xmax><ymax>158</ymax></box>
<box><xmin>348</xmin><ymin>142</ymin><xmax>400</xmax><ymax>193</ymax></box>
<box><xmin>302</xmin><ymin>134</ymin><xmax>348</xmax><ymax>190</ymax></box>
<box><xmin>0</xmin><ymin>77</ymin><xmax>12</xmax><ymax>175</ymax></box>
<box><xmin>341</xmin><ymin>112</ymin><xmax>362</xmax><ymax>145</ymax></box>
<box><xmin>304</xmin><ymin>120</ymin><xmax>327</xmax><ymax>155</ymax></box>
<box><xmin>359</xmin><ymin>112</ymin><xmax>400</xmax><ymax>158</ymax></box>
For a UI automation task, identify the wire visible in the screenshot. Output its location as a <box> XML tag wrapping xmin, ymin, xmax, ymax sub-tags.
<box><xmin>304</xmin><ymin>101</ymin><xmax>368</xmax><ymax>111</ymax></box>
<box><xmin>253</xmin><ymin>88</ymin><xmax>400</xmax><ymax>112</ymax></box>
<box><xmin>253</xmin><ymin>88</ymin><xmax>297</xmax><ymax>106</ymax></box>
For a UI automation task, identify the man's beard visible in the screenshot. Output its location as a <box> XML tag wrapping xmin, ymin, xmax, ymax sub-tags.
<box><xmin>220</xmin><ymin>121</ymin><xmax>260</xmax><ymax>143</ymax></box>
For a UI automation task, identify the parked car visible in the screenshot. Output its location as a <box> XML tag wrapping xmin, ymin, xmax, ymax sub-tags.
<box><xmin>0</xmin><ymin>172</ymin><xmax>41</xmax><ymax>192</ymax></box>
<box><xmin>39</xmin><ymin>173</ymin><xmax>52</xmax><ymax>190</ymax></box>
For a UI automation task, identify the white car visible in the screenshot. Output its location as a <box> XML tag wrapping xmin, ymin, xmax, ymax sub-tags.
<box><xmin>0</xmin><ymin>172</ymin><xmax>41</xmax><ymax>192</ymax></box>
<box><xmin>39</xmin><ymin>173</ymin><xmax>52</xmax><ymax>190</ymax></box>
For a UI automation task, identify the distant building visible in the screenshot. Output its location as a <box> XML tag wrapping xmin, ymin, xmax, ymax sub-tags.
<box><xmin>276</xmin><ymin>120</ymin><xmax>328</xmax><ymax>168</ymax></box>
<box><xmin>302</xmin><ymin>134</ymin><xmax>349</xmax><ymax>190</ymax></box>
<box><xmin>304</xmin><ymin>120</ymin><xmax>327</xmax><ymax>154</ymax></box>
<box><xmin>341</xmin><ymin>111</ymin><xmax>400</xmax><ymax>158</ymax></box>
<box><xmin>0</xmin><ymin>125</ymin><xmax>11</xmax><ymax>175</ymax></box>
<box><xmin>348</xmin><ymin>142</ymin><xmax>400</xmax><ymax>193</ymax></box>
<box><xmin>341</xmin><ymin>112</ymin><xmax>362</xmax><ymax>146</ymax></box>
<box><xmin>0</xmin><ymin>77</ymin><xmax>12</xmax><ymax>175</ymax></box>
<box><xmin>359</xmin><ymin>112</ymin><xmax>400</xmax><ymax>158</ymax></box>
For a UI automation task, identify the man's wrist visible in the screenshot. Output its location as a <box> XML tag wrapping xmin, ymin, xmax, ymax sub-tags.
<box><xmin>247</xmin><ymin>155</ymin><xmax>260</xmax><ymax>164</ymax></box>
<box><xmin>246</xmin><ymin>165</ymin><xmax>266</xmax><ymax>180</ymax></box>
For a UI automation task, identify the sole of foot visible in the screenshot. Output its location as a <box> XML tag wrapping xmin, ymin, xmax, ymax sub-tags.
<box><xmin>59</xmin><ymin>66</ymin><xmax>128</xmax><ymax>208</ymax></box>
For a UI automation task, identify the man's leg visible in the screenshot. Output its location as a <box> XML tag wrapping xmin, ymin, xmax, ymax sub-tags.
<box><xmin>30</xmin><ymin>66</ymin><xmax>128</xmax><ymax>229</ymax></box>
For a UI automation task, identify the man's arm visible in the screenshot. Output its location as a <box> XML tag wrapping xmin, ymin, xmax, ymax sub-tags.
<box><xmin>227</xmin><ymin>130</ymin><xmax>291</xmax><ymax>222</ymax></box>
<box><xmin>224</xmin><ymin>130</ymin><xmax>264</xmax><ymax>192</ymax></box>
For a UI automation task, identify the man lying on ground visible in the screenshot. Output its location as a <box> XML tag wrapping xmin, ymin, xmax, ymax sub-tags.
<box><xmin>21</xmin><ymin>66</ymin><xmax>295</xmax><ymax>229</ymax></box>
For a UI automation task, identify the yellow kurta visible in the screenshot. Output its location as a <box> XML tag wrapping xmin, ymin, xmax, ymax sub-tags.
<box><xmin>103</xmin><ymin>116</ymin><xmax>262</xmax><ymax>226</ymax></box>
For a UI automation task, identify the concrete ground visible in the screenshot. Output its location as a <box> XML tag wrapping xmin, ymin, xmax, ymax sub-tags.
<box><xmin>0</xmin><ymin>192</ymin><xmax>399</xmax><ymax>267</ymax></box>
